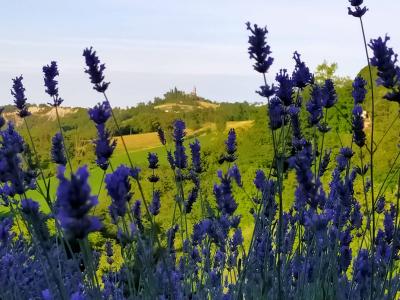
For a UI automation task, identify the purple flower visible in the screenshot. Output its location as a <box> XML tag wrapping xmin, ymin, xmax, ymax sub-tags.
<box><xmin>306</xmin><ymin>85</ymin><xmax>324</xmax><ymax>126</ymax></box>
<box><xmin>383</xmin><ymin>210</ymin><xmax>394</xmax><ymax>243</ymax></box>
<box><xmin>83</xmin><ymin>47</ymin><xmax>110</xmax><ymax>93</ymax></box>
<box><xmin>214</xmin><ymin>174</ymin><xmax>237</xmax><ymax>216</ymax></box>
<box><xmin>11</xmin><ymin>76</ymin><xmax>30</xmax><ymax>118</ymax></box>
<box><xmin>322</xmin><ymin>79</ymin><xmax>337</xmax><ymax>108</ymax></box>
<box><xmin>56</xmin><ymin>165</ymin><xmax>102</xmax><ymax>239</ymax></box>
<box><xmin>93</xmin><ymin>124</ymin><xmax>116</xmax><ymax>170</ymax></box>
<box><xmin>0</xmin><ymin>107</ymin><xmax>5</xmax><ymax>129</ymax></box>
<box><xmin>173</xmin><ymin>120</ymin><xmax>187</xmax><ymax>169</ymax></box>
<box><xmin>185</xmin><ymin>187</ymin><xmax>199</xmax><ymax>214</ymax></box>
<box><xmin>157</xmin><ymin>127</ymin><xmax>166</xmax><ymax>145</ymax></box>
<box><xmin>268</xmin><ymin>97</ymin><xmax>285</xmax><ymax>130</ymax></box>
<box><xmin>88</xmin><ymin>101</ymin><xmax>111</xmax><ymax>125</ymax></box>
<box><xmin>257</xmin><ymin>83</ymin><xmax>276</xmax><ymax>98</ymax></box>
<box><xmin>228</xmin><ymin>164</ymin><xmax>242</xmax><ymax>187</ymax></box>
<box><xmin>147</xmin><ymin>152</ymin><xmax>159</xmax><ymax>169</ymax></box>
<box><xmin>232</xmin><ymin>228</ymin><xmax>243</xmax><ymax>249</ymax></box>
<box><xmin>149</xmin><ymin>190</ymin><xmax>161</xmax><ymax>216</ymax></box>
<box><xmin>288</xmin><ymin>105</ymin><xmax>302</xmax><ymax>140</ymax></box>
<box><xmin>225</xmin><ymin>128</ymin><xmax>237</xmax><ymax>162</ymax></box>
<box><xmin>106</xmin><ymin>165</ymin><xmax>132</xmax><ymax>218</ymax></box>
<box><xmin>352</xmin><ymin>105</ymin><xmax>366</xmax><ymax>147</ymax></box>
<box><xmin>254</xmin><ymin>169</ymin><xmax>266</xmax><ymax>190</ymax></box>
<box><xmin>352</xmin><ymin>76</ymin><xmax>367</xmax><ymax>104</ymax></box>
<box><xmin>348</xmin><ymin>0</ymin><xmax>368</xmax><ymax>17</ymax></box>
<box><xmin>21</xmin><ymin>198</ymin><xmax>40</xmax><ymax>216</ymax></box>
<box><xmin>369</xmin><ymin>35</ymin><xmax>400</xmax><ymax>103</ymax></box>
<box><xmin>42</xmin><ymin>61</ymin><xmax>63</xmax><ymax>106</ymax></box>
<box><xmin>375</xmin><ymin>196</ymin><xmax>385</xmax><ymax>214</ymax></box>
<box><xmin>275</xmin><ymin>69</ymin><xmax>294</xmax><ymax>106</ymax></box>
<box><xmin>189</xmin><ymin>139</ymin><xmax>202</xmax><ymax>173</ymax></box>
<box><xmin>246</xmin><ymin>22</ymin><xmax>274</xmax><ymax>74</ymax></box>
<box><xmin>51</xmin><ymin>132</ymin><xmax>67</xmax><ymax>166</ymax></box>
<box><xmin>292</xmin><ymin>51</ymin><xmax>313</xmax><ymax>89</ymax></box>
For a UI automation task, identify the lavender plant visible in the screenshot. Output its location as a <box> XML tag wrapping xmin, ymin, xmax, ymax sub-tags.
<box><xmin>0</xmin><ymin>1</ymin><xmax>399</xmax><ymax>299</ymax></box>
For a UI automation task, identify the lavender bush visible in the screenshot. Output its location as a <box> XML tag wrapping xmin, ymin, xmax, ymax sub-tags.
<box><xmin>0</xmin><ymin>1</ymin><xmax>399</xmax><ymax>299</ymax></box>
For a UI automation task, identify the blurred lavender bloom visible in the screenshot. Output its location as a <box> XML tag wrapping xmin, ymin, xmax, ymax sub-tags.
<box><xmin>257</xmin><ymin>83</ymin><xmax>276</xmax><ymax>98</ymax></box>
<box><xmin>93</xmin><ymin>124</ymin><xmax>116</xmax><ymax>170</ymax></box>
<box><xmin>189</xmin><ymin>139</ymin><xmax>202</xmax><ymax>173</ymax></box>
<box><xmin>228</xmin><ymin>164</ymin><xmax>242</xmax><ymax>187</ymax></box>
<box><xmin>224</xmin><ymin>128</ymin><xmax>237</xmax><ymax>163</ymax></box>
<box><xmin>352</xmin><ymin>105</ymin><xmax>366</xmax><ymax>147</ymax></box>
<box><xmin>254</xmin><ymin>169</ymin><xmax>266</xmax><ymax>190</ymax></box>
<box><xmin>185</xmin><ymin>187</ymin><xmax>199</xmax><ymax>214</ymax></box>
<box><xmin>246</xmin><ymin>22</ymin><xmax>274</xmax><ymax>74</ymax></box>
<box><xmin>56</xmin><ymin>165</ymin><xmax>102</xmax><ymax>239</ymax></box>
<box><xmin>268</xmin><ymin>97</ymin><xmax>284</xmax><ymax>130</ymax></box>
<box><xmin>173</xmin><ymin>119</ymin><xmax>187</xmax><ymax>169</ymax></box>
<box><xmin>369</xmin><ymin>35</ymin><xmax>400</xmax><ymax>103</ymax></box>
<box><xmin>42</xmin><ymin>61</ymin><xmax>63</xmax><ymax>107</ymax></box>
<box><xmin>376</xmin><ymin>196</ymin><xmax>385</xmax><ymax>214</ymax></box>
<box><xmin>318</xmin><ymin>149</ymin><xmax>331</xmax><ymax>177</ymax></box>
<box><xmin>306</xmin><ymin>85</ymin><xmax>324</xmax><ymax>126</ymax></box>
<box><xmin>149</xmin><ymin>190</ymin><xmax>161</xmax><ymax>216</ymax></box>
<box><xmin>322</xmin><ymin>79</ymin><xmax>337</xmax><ymax>108</ymax></box>
<box><xmin>11</xmin><ymin>76</ymin><xmax>30</xmax><ymax>118</ymax></box>
<box><xmin>288</xmin><ymin>105</ymin><xmax>302</xmax><ymax>140</ymax></box>
<box><xmin>348</xmin><ymin>0</ymin><xmax>368</xmax><ymax>17</ymax></box>
<box><xmin>383</xmin><ymin>210</ymin><xmax>394</xmax><ymax>243</ymax></box>
<box><xmin>88</xmin><ymin>101</ymin><xmax>111</xmax><ymax>125</ymax></box>
<box><xmin>21</xmin><ymin>198</ymin><xmax>40</xmax><ymax>216</ymax></box>
<box><xmin>214</xmin><ymin>174</ymin><xmax>237</xmax><ymax>216</ymax></box>
<box><xmin>0</xmin><ymin>107</ymin><xmax>5</xmax><ymax>129</ymax></box>
<box><xmin>352</xmin><ymin>76</ymin><xmax>367</xmax><ymax>104</ymax></box>
<box><xmin>275</xmin><ymin>69</ymin><xmax>294</xmax><ymax>106</ymax></box>
<box><xmin>292</xmin><ymin>51</ymin><xmax>313</xmax><ymax>89</ymax></box>
<box><xmin>147</xmin><ymin>152</ymin><xmax>159</xmax><ymax>169</ymax></box>
<box><xmin>106</xmin><ymin>165</ymin><xmax>132</xmax><ymax>218</ymax></box>
<box><xmin>157</xmin><ymin>127</ymin><xmax>167</xmax><ymax>145</ymax></box>
<box><xmin>83</xmin><ymin>47</ymin><xmax>110</xmax><ymax>93</ymax></box>
<box><xmin>51</xmin><ymin>132</ymin><xmax>67</xmax><ymax>166</ymax></box>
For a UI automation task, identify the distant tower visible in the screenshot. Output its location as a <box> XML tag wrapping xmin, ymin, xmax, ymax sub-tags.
<box><xmin>191</xmin><ymin>86</ymin><xmax>197</xmax><ymax>97</ymax></box>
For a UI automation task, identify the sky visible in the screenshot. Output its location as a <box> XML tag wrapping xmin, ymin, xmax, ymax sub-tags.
<box><xmin>1</xmin><ymin>0</ymin><xmax>399</xmax><ymax>108</ymax></box>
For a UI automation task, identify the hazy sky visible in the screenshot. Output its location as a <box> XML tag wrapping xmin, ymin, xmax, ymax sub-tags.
<box><xmin>1</xmin><ymin>0</ymin><xmax>399</xmax><ymax>107</ymax></box>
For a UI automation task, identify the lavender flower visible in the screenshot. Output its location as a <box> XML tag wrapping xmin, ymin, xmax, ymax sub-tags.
<box><xmin>322</xmin><ymin>79</ymin><xmax>337</xmax><ymax>108</ymax></box>
<box><xmin>257</xmin><ymin>83</ymin><xmax>276</xmax><ymax>98</ymax></box>
<box><xmin>43</xmin><ymin>61</ymin><xmax>63</xmax><ymax>107</ymax></box>
<box><xmin>51</xmin><ymin>132</ymin><xmax>67</xmax><ymax>166</ymax></box>
<box><xmin>11</xmin><ymin>76</ymin><xmax>30</xmax><ymax>118</ymax></box>
<box><xmin>268</xmin><ymin>97</ymin><xmax>285</xmax><ymax>130</ymax></box>
<box><xmin>93</xmin><ymin>124</ymin><xmax>116</xmax><ymax>170</ymax></box>
<box><xmin>348</xmin><ymin>0</ymin><xmax>368</xmax><ymax>18</ymax></box>
<box><xmin>306</xmin><ymin>85</ymin><xmax>324</xmax><ymax>126</ymax></box>
<box><xmin>83</xmin><ymin>47</ymin><xmax>110</xmax><ymax>93</ymax></box>
<box><xmin>292</xmin><ymin>51</ymin><xmax>313</xmax><ymax>89</ymax></box>
<box><xmin>173</xmin><ymin>119</ymin><xmax>187</xmax><ymax>169</ymax></box>
<box><xmin>214</xmin><ymin>173</ymin><xmax>237</xmax><ymax>216</ymax></box>
<box><xmin>228</xmin><ymin>164</ymin><xmax>242</xmax><ymax>187</ymax></box>
<box><xmin>189</xmin><ymin>139</ymin><xmax>202</xmax><ymax>173</ymax></box>
<box><xmin>106</xmin><ymin>165</ymin><xmax>132</xmax><ymax>218</ymax></box>
<box><xmin>352</xmin><ymin>76</ymin><xmax>367</xmax><ymax>104</ymax></box>
<box><xmin>369</xmin><ymin>35</ymin><xmax>400</xmax><ymax>103</ymax></box>
<box><xmin>275</xmin><ymin>69</ymin><xmax>294</xmax><ymax>106</ymax></box>
<box><xmin>246</xmin><ymin>22</ymin><xmax>274</xmax><ymax>74</ymax></box>
<box><xmin>225</xmin><ymin>128</ymin><xmax>237</xmax><ymax>162</ymax></box>
<box><xmin>148</xmin><ymin>152</ymin><xmax>159</xmax><ymax>169</ymax></box>
<box><xmin>0</xmin><ymin>107</ymin><xmax>5</xmax><ymax>129</ymax></box>
<box><xmin>157</xmin><ymin>127</ymin><xmax>167</xmax><ymax>145</ymax></box>
<box><xmin>149</xmin><ymin>190</ymin><xmax>161</xmax><ymax>216</ymax></box>
<box><xmin>88</xmin><ymin>101</ymin><xmax>111</xmax><ymax>125</ymax></box>
<box><xmin>352</xmin><ymin>105</ymin><xmax>366</xmax><ymax>147</ymax></box>
<box><xmin>185</xmin><ymin>187</ymin><xmax>199</xmax><ymax>213</ymax></box>
<box><xmin>56</xmin><ymin>165</ymin><xmax>102</xmax><ymax>239</ymax></box>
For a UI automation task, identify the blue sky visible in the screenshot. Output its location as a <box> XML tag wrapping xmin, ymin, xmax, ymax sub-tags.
<box><xmin>1</xmin><ymin>0</ymin><xmax>399</xmax><ymax>107</ymax></box>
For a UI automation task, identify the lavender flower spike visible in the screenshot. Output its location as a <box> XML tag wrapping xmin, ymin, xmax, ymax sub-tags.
<box><xmin>246</xmin><ymin>22</ymin><xmax>274</xmax><ymax>74</ymax></box>
<box><xmin>11</xmin><ymin>76</ymin><xmax>30</xmax><ymax>118</ymax></box>
<box><xmin>106</xmin><ymin>165</ymin><xmax>133</xmax><ymax>219</ymax></box>
<box><xmin>56</xmin><ymin>165</ymin><xmax>102</xmax><ymax>239</ymax></box>
<box><xmin>348</xmin><ymin>0</ymin><xmax>368</xmax><ymax>18</ymax></box>
<box><xmin>51</xmin><ymin>132</ymin><xmax>67</xmax><ymax>166</ymax></box>
<box><xmin>88</xmin><ymin>101</ymin><xmax>112</xmax><ymax>125</ymax></box>
<box><xmin>83</xmin><ymin>47</ymin><xmax>110</xmax><ymax>93</ymax></box>
<box><xmin>43</xmin><ymin>61</ymin><xmax>63</xmax><ymax>107</ymax></box>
